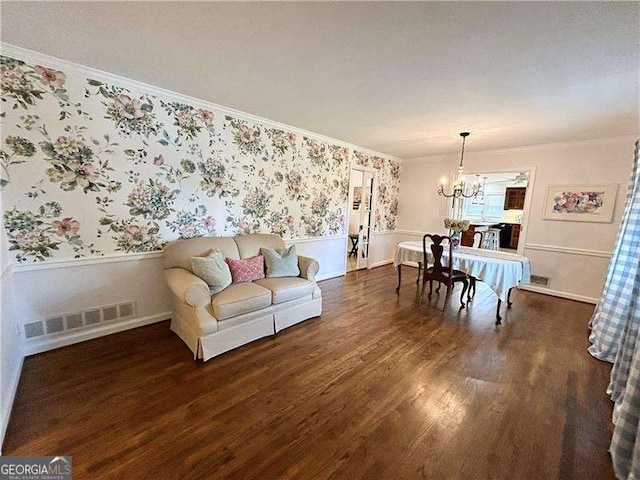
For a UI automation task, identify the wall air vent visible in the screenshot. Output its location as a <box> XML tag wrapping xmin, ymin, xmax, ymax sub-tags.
<box><xmin>530</xmin><ymin>275</ymin><xmax>550</xmax><ymax>286</ymax></box>
<box><xmin>23</xmin><ymin>301</ymin><xmax>137</xmax><ymax>339</ymax></box>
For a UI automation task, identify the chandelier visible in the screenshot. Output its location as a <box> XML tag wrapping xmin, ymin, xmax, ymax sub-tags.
<box><xmin>471</xmin><ymin>176</ymin><xmax>488</xmax><ymax>205</ymax></box>
<box><xmin>437</xmin><ymin>132</ymin><xmax>483</xmax><ymax>199</ymax></box>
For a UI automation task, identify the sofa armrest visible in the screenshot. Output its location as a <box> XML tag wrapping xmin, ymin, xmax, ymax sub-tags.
<box><xmin>164</xmin><ymin>268</ymin><xmax>210</xmax><ymax>308</ymax></box>
<box><xmin>298</xmin><ymin>256</ymin><xmax>319</xmax><ymax>282</ymax></box>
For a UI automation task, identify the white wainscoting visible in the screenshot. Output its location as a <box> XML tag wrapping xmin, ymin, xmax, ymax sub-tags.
<box><xmin>10</xmin><ymin>234</ymin><xmax>353</xmax><ymax>357</ymax></box>
<box><xmin>520</xmin><ymin>246</ymin><xmax>608</xmax><ymax>301</ymax></box>
<box><xmin>286</xmin><ymin>235</ymin><xmax>347</xmax><ymax>281</ymax></box>
<box><xmin>368</xmin><ymin>230</ymin><xmax>402</xmax><ymax>268</ymax></box>
<box><xmin>0</xmin><ymin>264</ymin><xmax>23</xmax><ymax>453</ymax></box>
<box><xmin>22</xmin><ymin>311</ymin><xmax>173</xmax><ymax>356</ymax></box>
<box><xmin>0</xmin><ymin>353</ymin><xmax>22</xmax><ymax>455</ymax></box>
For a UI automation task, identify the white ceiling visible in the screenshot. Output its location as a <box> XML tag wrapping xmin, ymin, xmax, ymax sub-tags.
<box><xmin>1</xmin><ymin>1</ymin><xmax>638</xmax><ymax>159</ymax></box>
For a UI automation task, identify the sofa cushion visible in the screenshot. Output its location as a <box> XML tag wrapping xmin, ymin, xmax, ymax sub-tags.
<box><xmin>226</xmin><ymin>255</ymin><xmax>265</xmax><ymax>283</ymax></box>
<box><xmin>211</xmin><ymin>283</ymin><xmax>272</xmax><ymax>320</ymax></box>
<box><xmin>190</xmin><ymin>250</ymin><xmax>232</xmax><ymax>294</ymax></box>
<box><xmin>261</xmin><ymin>245</ymin><xmax>300</xmax><ymax>278</ymax></box>
<box><xmin>253</xmin><ymin>277</ymin><xmax>315</xmax><ymax>305</ymax></box>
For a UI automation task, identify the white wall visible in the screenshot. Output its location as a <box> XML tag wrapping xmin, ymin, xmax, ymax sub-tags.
<box><xmin>397</xmin><ymin>136</ymin><xmax>637</xmax><ymax>302</ymax></box>
<box><xmin>1</xmin><ymin>269</ymin><xmax>23</xmax><ymax>453</ymax></box>
<box><xmin>368</xmin><ymin>231</ymin><xmax>404</xmax><ymax>268</ymax></box>
<box><xmin>0</xmin><ymin>207</ymin><xmax>23</xmax><ymax>452</ymax></box>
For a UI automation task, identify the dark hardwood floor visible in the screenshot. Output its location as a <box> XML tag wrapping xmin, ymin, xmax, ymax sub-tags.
<box><xmin>5</xmin><ymin>265</ymin><xmax>615</xmax><ymax>479</ymax></box>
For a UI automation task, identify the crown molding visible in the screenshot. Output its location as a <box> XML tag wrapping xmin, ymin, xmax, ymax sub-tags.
<box><xmin>403</xmin><ymin>134</ymin><xmax>639</xmax><ymax>163</ymax></box>
<box><xmin>0</xmin><ymin>42</ymin><xmax>402</xmax><ymax>163</ymax></box>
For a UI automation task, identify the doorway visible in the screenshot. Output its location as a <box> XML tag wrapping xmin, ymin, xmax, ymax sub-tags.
<box><xmin>346</xmin><ymin>167</ymin><xmax>375</xmax><ymax>272</ymax></box>
<box><xmin>455</xmin><ymin>170</ymin><xmax>534</xmax><ymax>254</ymax></box>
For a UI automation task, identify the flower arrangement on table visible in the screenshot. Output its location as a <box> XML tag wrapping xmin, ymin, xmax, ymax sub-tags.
<box><xmin>443</xmin><ymin>218</ymin><xmax>470</xmax><ymax>232</ymax></box>
<box><xmin>443</xmin><ymin>218</ymin><xmax>470</xmax><ymax>249</ymax></box>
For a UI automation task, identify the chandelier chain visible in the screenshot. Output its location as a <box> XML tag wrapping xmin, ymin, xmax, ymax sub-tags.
<box><xmin>437</xmin><ymin>131</ymin><xmax>482</xmax><ymax>200</ymax></box>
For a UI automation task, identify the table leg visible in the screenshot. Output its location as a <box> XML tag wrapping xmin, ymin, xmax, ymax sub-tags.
<box><xmin>507</xmin><ymin>287</ymin><xmax>513</xmax><ymax>308</ymax></box>
<box><xmin>496</xmin><ymin>299</ymin><xmax>502</xmax><ymax>324</ymax></box>
<box><xmin>396</xmin><ymin>264</ymin><xmax>402</xmax><ymax>294</ymax></box>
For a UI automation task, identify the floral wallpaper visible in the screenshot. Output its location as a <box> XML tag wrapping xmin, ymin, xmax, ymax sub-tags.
<box><xmin>0</xmin><ymin>54</ymin><xmax>401</xmax><ymax>263</ymax></box>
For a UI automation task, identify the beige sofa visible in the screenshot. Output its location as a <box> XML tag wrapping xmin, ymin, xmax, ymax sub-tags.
<box><xmin>163</xmin><ymin>234</ymin><xmax>322</xmax><ymax>361</ymax></box>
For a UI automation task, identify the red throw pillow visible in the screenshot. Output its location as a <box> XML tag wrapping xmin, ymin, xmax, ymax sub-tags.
<box><xmin>225</xmin><ymin>255</ymin><xmax>265</xmax><ymax>283</ymax></box>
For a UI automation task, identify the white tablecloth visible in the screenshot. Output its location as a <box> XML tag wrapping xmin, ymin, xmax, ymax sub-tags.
<box><xmin>394</xmin><ymin>241</ymin><xmax>531</xmax><ymax>301</ymax></box>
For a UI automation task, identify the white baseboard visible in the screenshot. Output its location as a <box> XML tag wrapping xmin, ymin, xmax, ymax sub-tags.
<box><xmin>317</xmin><ymin>270</ymin><xmax>345</xmax><ymax>282</ymax></box>
<box><xmin>0</xmin><ymin>354</ymin><xmax>24</xmax><ymax>455</ymax></box>
<box><xmin>520</xmin><ymin>284</ymin><xmax>599</xmax><ymax>304</ymax></box>
<box><xmin>370</xmin><ymin>259</ymin><xmax>394</xmax><ymax>268</ymax></box>
<box><xmin>23</xmin><ymin>311</ymin><xmax>172</xmax><ymax>356</ymax></box>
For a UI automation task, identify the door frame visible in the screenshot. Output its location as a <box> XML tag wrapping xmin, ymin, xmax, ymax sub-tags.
<box><xmin>444</xmin><ymin>167</ymin><xmax>537</xmax><ymax>256</ymax></box>
<box><xmin>345</xmin><ymin>164</ymin><xmax>379</xmax><ymax>272</ymax></box>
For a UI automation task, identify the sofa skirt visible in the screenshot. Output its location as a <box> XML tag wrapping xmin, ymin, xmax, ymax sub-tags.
<box><xmin>171</xmin><ymin>292</ymin><xmax>322</xmax><ymax>361</ymax></box>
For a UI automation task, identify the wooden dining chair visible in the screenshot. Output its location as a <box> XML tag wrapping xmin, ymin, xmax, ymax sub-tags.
<box><xmin>467</xmin><ymin>231</ymin><xmax>484</xmax><ymax>300</ymax></box>
<box><xmin>483</xmin><ymin>229</ymin><xmax>500</xmax><ymax>250</ymax></box>
<box><xmin>419</xmin><ymin>234</ymin><xmax>469</xmax><ymax>310</ymax></box>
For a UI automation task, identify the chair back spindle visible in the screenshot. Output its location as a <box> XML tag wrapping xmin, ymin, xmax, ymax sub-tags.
<box><xmin>472</xmin><ymin>231</ymin><xmax>484</xmax><ymax>249</ymax></box>
<box><xmin>483</xmin><ymin>228</ymin><xmax>500</xmax><ymax>250</ymax></box>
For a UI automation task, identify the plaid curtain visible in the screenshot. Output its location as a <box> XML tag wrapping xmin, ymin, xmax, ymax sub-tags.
<box><xmin>589</xmin><ymin>141</ymin><xmax>640</xmax><ymax>361</ymax></box>
<box><xmin>588</xmin><ymin>140</ymin><xmax>640</xmax><ymax>479</ymax></box>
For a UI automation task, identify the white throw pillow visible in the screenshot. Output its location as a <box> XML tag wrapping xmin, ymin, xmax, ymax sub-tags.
<box><xmin>261</xmin><ymin>245</ymin><xmax>300</xmax><ymax>278</ymax></box>
<box><xmin>190</xmin><ymin>249</ymin><xmax>232</xmax><ymax>294</ymax></box>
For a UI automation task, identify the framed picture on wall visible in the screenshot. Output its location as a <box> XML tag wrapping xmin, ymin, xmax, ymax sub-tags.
<box><xmin>542</xmin><ymin>183</ymin><xmax>618</xmax><ymax>223</ymax></box>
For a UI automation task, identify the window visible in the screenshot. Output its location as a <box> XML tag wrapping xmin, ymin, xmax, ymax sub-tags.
<box><xmin>464</xmin><ymin>194</ymin><xmax>505</xmax><ymax>219</ymax></box>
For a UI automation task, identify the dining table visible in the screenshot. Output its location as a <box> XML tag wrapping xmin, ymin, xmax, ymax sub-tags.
<box><xmin>394</xmin><ymin>240</ymin><xmax>531</xmax><ymax>323</ymax></box>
